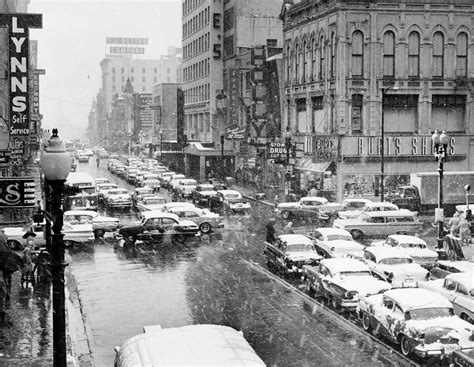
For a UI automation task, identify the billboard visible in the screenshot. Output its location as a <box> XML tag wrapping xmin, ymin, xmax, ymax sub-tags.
<box><xmin>106</xmin><ymin>37</ymin><xmax>148</xmax><ymax>45</ymax></box>
<box><xmin>0</xmin><ymin>177</ymin><xmax>35</xmax><ymax>208</ymax></box>
<box><xmin>137</xmin><ymin>94</ymin><xmax>153</xmax><ymax>127</ymax></box>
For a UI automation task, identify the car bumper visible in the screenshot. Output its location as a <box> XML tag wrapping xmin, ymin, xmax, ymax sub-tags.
<box><xmin>107</xmin><ymin>202</ymin><xmax>132</xmax><ymax>208</ymax></box>
<box><xmin>414</xmin><ymin>344</ymin><xmax>473</xmax><ymax>359</ymax></box>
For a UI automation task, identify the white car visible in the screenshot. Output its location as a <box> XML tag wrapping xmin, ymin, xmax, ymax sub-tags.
<box><xmin>419</xmin><ymin>272</ymin><xmax>474</xmax><ymax>324</ymax></box>
<box><xmin>175</xmin><ymin>179</ymin><xmax>198</xmax><ymax>198</ymax></box>
<box><xmin>135</xmin><ymin>196</ymin><xmax>168</xmax><ymax>213</ymax></box>
<box><xmin>167</xmin><ymin>206</ymin><xmax>224</xmax><ymax>234</ymax></box>
<box><xmin>276</xmin><ymin>196</ymin><xmax>337</xmax><ymax>220</ymax></box>
<box><xmin>63</xmin><ymin>210</ymin><xmax>120</xmax><ymax>237</ymax></box>
<box><xmin>303</xmin><ymin>258</ymin><xmax>391</xmax><ymax>311</ymax></box>
<box><xmin>97</xmin><ymin>183</ymin><xmax>118</xmax><ymax>203</ymax></box>
<box><xmin>371</xmin><ymin>235</ymin><xmax>438</xmax><ymax>268</ymax></box>
<box><xmin>169</xmin><ymin>174</ymin><xmax>187</xmax><ymax>192</ymax></box>
<box><xmin>310</xmin><ymin>227</ymin><xmax>365</xmax><ymax>258</ymax></box>
<box><xmin>104</xmin><ymin>188</ymin><xmax>132</xmax><ymax>209</ymax></box>
<box><xmin>354</xmin><ymin>246</ymin><xmax>430</xmax><ymax>287</ymax></box>
<box><xmin>209</xmin><ymin>190</ymin><xmax>251</xmax><ymax>213</ymax></box>
<box><xmin>338</xmin><ymin>201</ymin><xmax>399</xmax><ymax>219</ymax></box>
<box><xmin>358</xmin><ymin>288</ymin><xmax>474</xmax><ymax>359</ymax></box>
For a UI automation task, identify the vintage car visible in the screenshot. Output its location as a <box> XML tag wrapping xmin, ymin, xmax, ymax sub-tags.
<box><xmin>191</xmin><ymin>184</ymin><xmax>217</xmax><ymax>206</ymax></box>
<box><xmin>419</xmin><ymin>272</ymin><xmax>473</xmax><ymax>324</ymax></box>
<box><xmin>303</xmin><ymin>258</ymin><xmax>391</xmax><ymax>311</ymax></box>
<box><xmin>371</xmin><ymin>235</ymin><xmax>438</xmax><ymax>268</ymax></box>
<box><xmin>77</xmin><ymin>154</ymin><xmax>90</xmax><ymax>163</ymax></box>
<box><xmin>131</xmin><ymin>187</ymin><xmax>154</xmax><ymax>207</ymax></box>
<box><xmin>275</xmin><ymin>197</ymin><xmax>339</xmax><ymax>220</ymax></box>
<box><xmin>452</xmin><ymin>349</ymin><xmax>474</xmax><ymax>367</ymax></box>
<box><xmin>353</xmin><ymin>246</ymin><xmax>430</xmax><ymax>287</ymax></box>
<box><xmin>64</xmin><ymin>210</ymin><xmax>120</xmax><ymax>237</ymax></box>
<box><xmin>328</xmin><ymin>198</ymin><xmax>373</xmax><ymax>218</ymax></box>
<box><xmin>167</xmin><ymin>206</ymin><xmax>223</xmax><ymax>234</ymax></box>
<box><xmin>158</xmin><ymin>172</ymin><xmax>175</xmax><ymax>187</ymax></box>
<box><xmin>430</xmin><ymin>260</ymin><xmax>474</xmax><ymax>279</ymax></box>
<box><xmin>135</xmin><ymin>195</ymin><xmax>167</xmax><ymax>213</ymax></box>
<box><xmin>175</xmin><ymin>179</ymin><xmax>198</xmax><ymax>198</ymax></box>
<box><xmin>208</xmin><ymin>190</ymin><xmax>251</xmax><ymax>214</ymax></box>
<box><xmin>309</xmin><ymin>227</ymin><xmax>365</xmax><ymax>259</ymax></box>
<box><xmin>169</xmin><ymin>175</ymin><xmax>187</xmax><ymax>192</ymax></box>
<box><xmin>333</xmin><ymin>210</ymin><xmax>422</xmax><ymax>240</ymax></box>
<box><xmin>337</xmin><ymin>201</ymin><xmax>399</xmax><ymax>219</ymax></box>
<box><xmin>125</xmin><ymin>168</ymin><xmax>140</xmax><ymax>185</ymax></box>
<box><xmin>138</xmin><ymin>173</ymin><xmax>160</xmax><ymax>187</ymax></box>
<box><xmin>118</xmin><ymin>211</ymin><xmax>200</xmax><ymax>245</ymax></box>
<box><xmin>103</xmin><ymin>188</ymin><xmax>132</xmax><ymax>210</ymax></box>
<box><xmin>94</xmin><ymin>177</ymin><xmax>110</xmax><ymax>186</ymax></box>
<box><xmin>142</xmin><ymin>178</ymin><xmax>161</xmax><ymax>192</ymax></box>
<box><xmin>4</xmin><ymin>221</ymin><xmax>94</xmax><ymax>249</ymax></box>
<box><xmin>358</xmin><ymin>288</ymin><xmax>474</xmax><ymax>358</ymax></box>
<box><xmin>97</xmin><ymin>183</ymin><xmax>119</xmax><ymax>204</ymax></box>
<box><xmin>263</xmin><ymin>234</ymin><xmax>322</xmax><ymax>276</ymax></box>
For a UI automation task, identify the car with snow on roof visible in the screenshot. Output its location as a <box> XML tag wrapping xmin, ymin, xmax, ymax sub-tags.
<box><xmin>135</xmin><ymin>195</ymin><xmax>167</xmax><ymax>213</ymax></box>
<box><xmin>309</xmin><ymin>227</ymin><xmax>365</xmax><ymax>259</ymax></box>
<box><xmin>97</xmin><ymin>183</ymin><xmax>118</xmax><ymax>204</ymax></box>
<box><xmin>191</xmin><ymin>183</ymin><xmax>217</xmax><ymax>206</ymax></box>
<box><xmin>208</xmin><ymin>190</ymin><xmax>251</xmax><ymax>214</ymax></box>
<box><xmin>419</xmin><ymin>272</ymin><xmax>474</xmax><ymax>324</ymax></box>
<box><xmin>263</xmin><ymin>234</ymin><xmax>322</xmax><ymax>276</ymax></box>
<box><xmin>166</xmin><ymin>206</ymin><xmax>223</xmax><ymax>234</ymax></box>
<box><xmin>351</xmin><ymin>246</ymin><xmax>430</xmax><ymax>287</ymax></box>
<box><xmin>337</xmin><ymin>201</ymin><xmax>399</xmax><ymax>219</ymax></box>
<box><xmin>357</xmin><ymin>287</ymin><xmax>474</xmax><ymax>359</ymax></box>
<box><xmin>275</xmin><ymin>196</ymin><xmax>335</xmax><ymax>220</ymax></box>
<box><xmin>303</xmin><ymin>258</ymin><xmax>391</xmax><ymax>311</ymax></box>
<box><xmin>371</xmin><ymin>234</ymin><xmax>438</xmax><ymax>269</ymax></box>
<box><xmin>103</xmin><ymin>188</ymin><xmax>132</xmax><ymax>210</ymax></box>
<box><xmin>63</xmin><ymin>210</ymin><xmax>120</xmax><ymax>238</ymax></box>
<box><xmin>175</xmin><ymin>178</ymin><xmax>198</xmax><ymax>198</ymax></box>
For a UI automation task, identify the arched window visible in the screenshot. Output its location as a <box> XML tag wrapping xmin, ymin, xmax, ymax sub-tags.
<box><xmin>432</xmin><ymin>31</ymin><xmax>444</xmax><ymax>78</ymax></box>
<box><xmin>319</xmin><ymin>35</ymin><xmax>325</xmax><ymax>80</ymax></box>
<box><xmin>352</xmin><ymin>31</ymin><xmax>364</xmax><ymax>77</ymax></box>
<box><xmin>286</xmin><ymin>44</ymin><xmax>291</xmax><ymax>82</ymax></box>
<box><xmin>408</xmin><ymin>31</ymin><xmax>420</xmax><ymax>77</ymax></box>
<box><xmin>456</xmin><ymin>32</ymin><xmax>468</xmax><ymax>77</ymax></box>
<box><xmin>330</xmin><ymin>33</ymin><xmax>336</xmax><ymax>78</ymax></box>
<box><xmin>311</xmin><ymin>37</ymin><xmax>316</xmax><ymax>81</ymax></box>
<box><xmin>294</xmin><ymin>42</ymin><xmax>299</xmax><ymax>82</ymax></box>
<box><xmin>315</xmin><ymin>38</ymin><xmax>320</xmax><ymax>81</ymax></box>
<box><xmin>383</xmin><ymin>31</ymin><xmax>395</xmax><ymax>77</ymax></box>
<box><xmin>302</xmin><ymin>40</ymin><xmax>307</xmax><ymax>82</ymax></box>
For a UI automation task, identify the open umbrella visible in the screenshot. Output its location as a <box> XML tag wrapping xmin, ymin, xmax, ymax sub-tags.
<box><xmin>22</xmin><ymin>230</ymin><xmax>36</xmax><ymax>239</ymax></box>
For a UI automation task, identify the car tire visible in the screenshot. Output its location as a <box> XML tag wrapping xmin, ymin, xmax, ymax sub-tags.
<box><xmin>281</xmin><ymin>210</ymin><xmax>291</xmax><ymax>219</ymax></box>
<box><xmin>94</xmin><ymin>229</ymin><xmax>104</xmax><ymax>239</ymax></box>
<box><xmin>305</xmin><ymin>280</ymin><xmax>314</xmax><ymax>297</ymax></box>
<box><xmin>362</xmin><ymin>312</ymin><xmax>372</xmax><ymax>332</ymax></box>
<box><xmin>199</xmin><ymin>222</ymin><xmax>211</xmax><ymax>234</ymax></box>
<box><xmin>400</xmin><ymin>335</ymin><xmax>413</xmax><ymax>357</ymax></box>
<box><xmin>174</xmin><ymin>234</ymin><xmax>186</xmax><ymax>244</ymax></box>
<box><xmin>350</xmin><ymin>229</ymin><xmax>363</xmax><ymax>240</ymax></box>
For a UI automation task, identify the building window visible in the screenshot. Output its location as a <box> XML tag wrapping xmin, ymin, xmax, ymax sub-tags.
<box><xmin>383</xmin><ymin>31</ymin><xmax>395</xmax><ymax>77</ymax></box>
<box><xmin>432</xmin><ymin>95</ymin><xmax>466</xmax><ymax>132</ymax></box>
<box><xmin>112</xmin><ymin>67</ymin><xmax>115</xmax><ymax>73</ymax></box>
<box><xmin>267</xmin><ymin>39</ymin><xmax>277</xmax><ymax>47</ymax></box>
<box><xmin>224</xmin><ymin>7</ymin><xmax>234</xmax><ymax>32</ymax></box>
<box><xmin>319</xmin><ymin>35</ymin><xmax>325</xmax><ymax>80</ymax></box>
<box><xmin>384</xmin><ymin>94</ymin><xmax>418</xmax><ymax>132</ymax></box>
<box><xmin>142</xmin><ymin>68</ymin><xmax>146</xmax><ymax>73</ymax></box>
<box><xmin>352</xmin><ymin>31</ymin><xmax>363</xmax><ymax>77</ymax></box>
<box><xmin>302</xmin><ymin>40</ymin><xmax>307</xmax><ymax>82</ymax></box>
<box><xmin>296</xmin><ymin>99</ymin><xmax>307</xmax><ymax>132</ymax></box>
<box><xmin>456</xmin><ymin>32</ymin><xmax>468</xmax><ymax>77</ymax></box>
<box><xmin>294</xmin><ymin>42</ymin><xmax>299</xmax><ymax>83</ymax></box>
<box><xmin>286</xmin><ymin>44</ymin><xmax>291</xmax><ymax>82</ymax></box>
<box><xmin>154</xmin><ymin>68</ymin><xmax>157</xmax><ymax>73</ymax></box>
<box><xmin>131</xmin><ymin>67</ymin><xmax>134</xmax><ymax>73</ymax></box>
<box><xmin>408</xmin><ymin>31</ymin><xmax>420</xmax><ymax>77</ymax></box>
<box><xmin>330</xmin><ymin>32</ymin><xmax>336</xmax><ymax>79</ymax></box>
<box><xmin>351</xmin><ymin>94</ymin><xmax>363</xmax><ymax>133</ymax></box>
<box><xmin>154</xmin><ymin>77</ymin><xmax>157</xmax><ymax>83</ymax></box>
<box><xmin>142</xmin><ymin>77</ymin><xmax>146</xmax><ymax>82</ymax></box>
<box><xmin>312</xmin><ymin>96</ymin><xmax>324</xmax><ymax>133</ymax></box>
<box><xmin>121</xmin><ymin>67</ymin><xmax>124</xmax><ymax>73</ymax></box>
<box><xmin>432</xmin><ymin>31</ymin><xmax>444</xmax><ymax>78</ymax></box>
<box><xmin>142</xmin><ymin>86</ymin><xmax>145</xmax><ymax>92</ymax></box>
<box><xmin>311</xmin><ymin>37</ymin><xmax>316</xmax><ymax>81</ymax></box>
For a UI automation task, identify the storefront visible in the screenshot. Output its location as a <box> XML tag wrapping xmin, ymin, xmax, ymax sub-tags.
<box><xmin>183</xmin><ymin>142</ymin><xmax>234</xmax><ymax>182</ymax></box>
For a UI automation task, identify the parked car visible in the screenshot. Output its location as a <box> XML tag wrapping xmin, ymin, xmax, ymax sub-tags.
<box><xmin>452</xmin><ymin>349</ymin><xmax>474</xmax><ymax>367</ymax></box>
<box><xmin>430</xmin><ymin>260</ymin><xmax>474</xmax><ymax>279</ymax></box>
<box><xmin>97</xmin><ymin>183</ymin><xmax>118</xmax><ymax>204</ymax></box>
<box><xmin>263</xmin><ymin>234</ymin><xmax>322</xmax><ymax>276</ymax></box>
<box><xmin>338</xmin><ymin>201</ymin><xmax>399</xmax><ymax>219</ymax></box>
<box><xmin>419</xmin><ymin>272</ymin><xmax>473</xmax><ymax>324</ymax></box>
<box><xmin>330</xmin><ymin>198</ymin><xmax>373</xmax><ymax>218</ymax></box>
<box><xmin>135</xmin><ymin>196</ymin><xmax>167</xmax><ymax>213</ymax></box>
<box><xmin>138</xmin><ymin>173</ymin><xmax>159</xmax><ymax>187</ymax></box>
<box><xmin>191</xmin><ymin>184</ymin><xmax>217</xmax><ymax>206</ymax></box>
<box><xmin>309</xmin><ymin>227</ymin><xmax>365</xmax><ymax>258</ymax></box>
<box><xmin>103</xmin><ymin>188</ymin><xmax>132</xmax><ymax>210</ymax></box>
<box><xmin>371</xmin><ymin>235</ymin><xmax>438</xmax><ymax>268</ymax></box>
<box><xmin>168</xmin><ymin>174</ymin><xmax>187</xmax><ymax>192</ymax></box>
<box><xmin>131</xmin><ymin>187</ymin><xmax>154</xmax><ymax>207</ymax></box>
<box><xmin>303</xmin><ymin>258</ymin><xmax>391</xmax><ymax>311</ymax></box>
<box><xmin>63</xmin><ymin>210</ymin><xmax>120</xmax><ymax>238</ymax></box>
<box><xmin>358</xmin><ymin>288</ymin><xmax>474</xmax><ymax>358</ymax></box>
<box><xmin>118</xmin><ymin>211</ymin><xmax>199</xmax><ymax>245</ymax></box>
<box><xmin>175</xmin><ymin>179</ymin><xmax>198</xmax><ymax>198</ymax></box>
<box><xmin>333</xmin><ymin>210</ymin><xmax>422</xmax><ymax>240</ymax></box>
<box><xmin>126</xmin><ymin>168</ymin><xmax>140</xmax><ymax>185</ymax></box>
<box><xmin>78</xmin><ymin>154</ymin><xmax>89</xmax><ymax>163</ymax></box>
<box><xmin>158</xmin><ymin>172</ymin><xmax>175</xmax><ymax>188</ymax></box>
<box><xmin>275</xmin><ymin>197</ymin><xmax>335</xmax><ymax>220</ymax></box>
<box><xmin>167</xmin><ymin>206</ymin><xmax>223</xmax><ymax>234</ymax></box>
<box><xmin>95</xmin><ymin>177</ymin><xmax>110</xmax><ymax>186</ymax></box>
<box><xmin>353</xmin><ymin>246</ymin><xmax>430</xmax><ymax>287</ymax></box>
<box><xmin>208</xmin><ymin>190</ymin><xmax>251</xmax><ymax>214</ymax></box>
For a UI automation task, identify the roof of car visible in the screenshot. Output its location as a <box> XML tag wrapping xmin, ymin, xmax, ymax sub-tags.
<box><xmin>277</xmin><ymin>234</ymin><xmax>312</xmax><ymax>245</ymax></box>
<box><xmin>141</xmin><ymin>211</ymin><xmax>180</xmax><ymax>221</ymax></box>
<box><xmin>387</xmin><ymin>235</ymin><xmax>427</xmax><ymax>245</ymax></box>
<box><xmin>365</xmin><ymin>246</ymin><xmax>412</xmax><ymax>260</ymax></box>
<box><xmin>437</xmin><ymin>260</ymin><xmax>474</xmax><ymax>273</ymax></box>
<box><xmin>446</xmin><ymin>272</ymin><xmax>474</xmax><ymax>289</ymax></box>
<box><xmin>364</xmin><ymin>201</ymin><xmax>399</xmax><ymax>209</ymax></box>
<box><xmin>162</xmin><ymin>202</ymin><xmax>196</xmax><ymax>209</ymax></box>
<box><xmin>301</xmin><ymin>196</ymin><xmax>328</xmax><ymax>202</ymax></box>
<box><xmin>363</xmin><ymin>209</ymin><xmax>415</xmax><ymax>217</ymax></box>
<box><xmin>315</xmin><ymin>227</ymin><xmax>352</xmax><ymax>237</ymax></box>
<box><xmin>217</xmin><ymin>189</ymin><xmax>241</xmax><ymax>196</ymax></box>
<box><xmin>179</xmin><ymin>179</ymin><xmax>197</xmax><ymax>183</ymax></box>
<box><xmin>64</xmin><ymin>210</ymin><xmax>98</xmax><ymax>217</ymax></box>
<box><xmin>320</xmin><ymin>258</ymin><xmax>370</xmax><ymax>273</ymax></box>
<box><xmin>344</xmin><ymin>198</ymin><xmax>372</xmax><ymax>203</ymax></box>
<box><xmin>383</xmin><ymin>288</ymin><xmax>452</xmax><ymax>311</ymax></box>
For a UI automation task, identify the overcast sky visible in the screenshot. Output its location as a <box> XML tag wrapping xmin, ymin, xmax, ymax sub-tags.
<box><xmin>29</xmin><ymin>0</ymin><xmax>181</xmax><ymax>141</ymax></box>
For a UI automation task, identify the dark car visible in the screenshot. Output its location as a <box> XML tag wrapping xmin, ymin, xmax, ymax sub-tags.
<box><xmin>263</xmin><ymin>234</ymin><xmax>322</xmax><ymax>276</ymax></box>
<box><xmin>208</xmin><ymin>190</ymin><xmax>251</xmax><ymax>214</ymax></box>
<box><xmin>452</xmin><ymin>349</ymin><xmax>474</xmax><ymax>367</ymax></box>
<box><xmin>191</xmin><ymin>184</ymin><xmax>217</xmax><ymax>206</ymax></box>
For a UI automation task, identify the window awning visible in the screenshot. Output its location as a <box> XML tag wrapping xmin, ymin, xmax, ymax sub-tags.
<box><xmin>295</xmin><ymin>157</ymin><xmax>331</xmax><ymax>173</ymax></box>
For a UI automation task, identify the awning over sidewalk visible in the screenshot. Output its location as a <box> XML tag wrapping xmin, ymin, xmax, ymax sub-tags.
<box><xmin>183</xmin><ymin>142</ymin><xmax>233</xmax><ymax>157</ymax></box>
<box><xmin>295</xmin><ymin>157</ymin><xmax>331</xmax><ymax>173</ymax></box>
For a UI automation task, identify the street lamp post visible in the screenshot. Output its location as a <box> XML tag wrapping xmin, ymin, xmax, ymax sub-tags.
<box><xmin>284</xmin><ymin>128</ymin><xmax>293</xmax><ymax>198</ymax></box>
<box><xmin>40</xmin><ymin>129</ymin><xmax>71</xmax><ymax>367</ymax></box>
<box><xmin>432</xmin><ymin>129</ymin><xmax>450</xmax><ymax>250</ymax></box>
<box><xmin>465</xmin><ymin>184</ymin><xmax>471</xmax><ymax>221</ymax></box>
<box><xmin>139</xmin><ymin>130</ymin><xmax>144</xmax><ymax>158</ymax></box>
<box><xmin>159</xmin><ymin>129</ymin><xmax>163</xmax><ymax>164</ymax></box>
<box><xmin>220</xmin><ymin>133</ymin><xmax>225</xmax><ymax>182</ymax></box>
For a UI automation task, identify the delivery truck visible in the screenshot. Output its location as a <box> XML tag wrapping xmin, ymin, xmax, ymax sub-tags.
<box><xmin>388</xmin><ymin>171</ymin><xmax>474</xmax><ymax>216</ymax></box>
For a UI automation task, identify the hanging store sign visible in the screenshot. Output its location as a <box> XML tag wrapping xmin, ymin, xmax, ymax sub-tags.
<box><xmin>0</xmin><ymin>177</ymin><xmax>35</xmax><ymax>208</ymax></box>
<box><xmin>313</xmin><ymin>136</ymin><xmax>338</xmax><ymax>162</ymax></box>
<box><xmin>137</xmin><ymin>94</ymin><xmax>153</xmax><ymax>127</ymax></box>
<box><xmin>267</xmin><ymin>142</ymin><xmax>295</xmax><ymax>160</ymax></box>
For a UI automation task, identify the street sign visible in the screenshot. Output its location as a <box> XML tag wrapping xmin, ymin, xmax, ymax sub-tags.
<box><xmin>0</xmin><ymin>177</ymin><xmax>35</xmax><ymax>208</ymax></box>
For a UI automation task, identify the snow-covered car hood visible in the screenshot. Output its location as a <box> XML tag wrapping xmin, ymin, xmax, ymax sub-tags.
<box><xmin>404</xmin><ymin>248</ymin><xmax>438</xmax><ymax>259</ymax></box>
<box><xmin>197</xmin><ymin>190</ymin><xmax>217</xmax><ymax>197</ymax></box>
<box><xmin>177</xmin><ymin>220</ymin><xmax>199</xmax><ymax>229</ymax></box>
<box><xmin>277</xmin><ymin>202</ymin><xmax>299</xmax><ymax>210</ymax></box>
<box><xmin>141</xmin><ymin>204</ymin><xmax>166</xmax><ymax>211</ymax></box>
<box><xmin>93</xmin><ymin>215</ymin><xmax>119</xmax><ymax>224</ymax></box>
<box><xmin>333</xmin><ymin>218</ymin><xmax>360</xmax><ymax>227</ymax></box>
<box><xmin>407</xmin><ymin>317</ymin><xmax>474</xmax><ymax>346</ymax></box>
<box><xmin>338</xmin><ymin>210</ymin><xmax>362</xmax><ymax>219</ymax></box>
<box><xmin>330</xmin><ymin>275</ymin><xmax>391</xmax><ymax>297</ymax></box>
<box><xmin>108</xmin><ymin>194</ymin><xmax>131</xmax><ymax>200</ymax></box>
<box><xmin>378</xmin><ymin>263</ymin><xmax>428</xmax><ymax>280</ymax></box>
<box><xmin>287</xmin><ymin>251</ymin><xmax>321</xmax><ymax>262</ymax></box>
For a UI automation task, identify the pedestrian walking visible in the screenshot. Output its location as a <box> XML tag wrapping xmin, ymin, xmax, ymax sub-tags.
<box><xmin>459</xmin><ymin>216</ymin><xmax>471</xmax><ymax>245</ymax></box>
<box><xmin>308</xmin><ymin>186</ymin><xmax>318</xmax><ymax>197</ymax></box>
<box><xmin>448</xmin><ymin>212</ymin><xmax>461</xmax><ymax>237</ymax></box>
<box><xmin>21</xmin><ymin>240</ymin><xmax>33</xmax><ymax>284</ymax></box>
<box><xmin>96</xmin><ymin>156</ymin><xmax>100</xmax><ymax>168</ymax></box>
<box><xmin>265</xmin><ymin>219</ymin><xmax>276</xmax><ymax>243</ymax></box>
<box><xmin>274</xmin><ymin>194</ymin><xmax>280</xmax><ymax>209</ymax></box>
<box><xmin>284</xmin><ymin>222</ymin><xmax>295</xmax><ymax>234</ymax></box>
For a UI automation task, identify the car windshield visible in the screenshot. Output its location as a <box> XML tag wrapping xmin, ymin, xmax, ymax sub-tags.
<box><xmin>286</xmin><ymin>243</ymin><xmax>314</xmax><ymax>252</ymax></box>
<box><xmin>326</xmin><ymin>234</ymin><xmax>353</xmax><ymax>241</ymax></box>
<box><xmin>338</xmin><ymin>270</ymin><xmax>372</xmax><ymax>277</ymax></box>
<box><xmin>78</xmin><ymin>187</ymin><xmax>96</xmax><ymax>195</ymax></box>
<box><xmin>224</xmin><ymin>193</ymin><xmax>241</xmax><ymax>199</ymax></box>
<box><xmin>378</xmin><ymin>257</ymin><xmax>413</xmax><ymax>265</ymax></box>
<box><xmin>64</xmin><ymin>214</ymin><xmax>93</xmax><ymax>224</ymax></box>
<box><xmin>111</xmin><ymin>190</ymin><xmax>128</xmax><ymax>195</ymax></box>
<box><xmin>401</xmin><ymin>243</ymin><xmax>426</xmax><ymax>249</ymax></box>
<box><xmin>408</xmin><ymin>307</ymin><xmax>453</xmax><ymax>320</ymax></box>
<box><xmin>182</xmin><ymin>180</ymin><xmax>197</xmax><ymax>185</ymax></box>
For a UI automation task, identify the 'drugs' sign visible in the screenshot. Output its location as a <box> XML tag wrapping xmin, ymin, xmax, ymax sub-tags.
<box><xmin>0</xmin><ymin>14</ymin><xmax>42</xmax><ymax>138</ymax></box>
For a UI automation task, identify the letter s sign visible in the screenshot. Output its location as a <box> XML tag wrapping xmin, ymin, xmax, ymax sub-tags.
<box><xmin>213</xmin><ymin>44</ymin><xmax>221</xmax><ymax>59</ymax></box>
